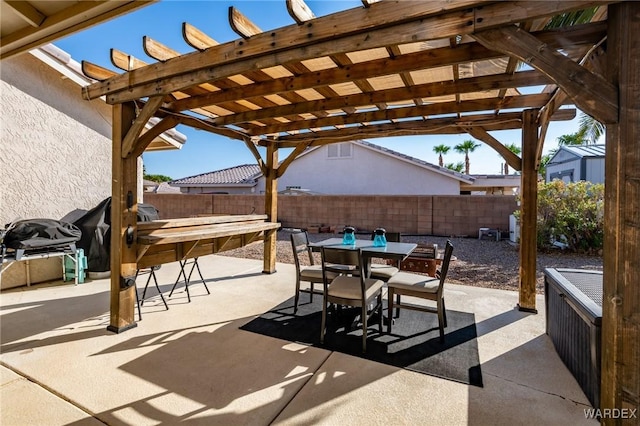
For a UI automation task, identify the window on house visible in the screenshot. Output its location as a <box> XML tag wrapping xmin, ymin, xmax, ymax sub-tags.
<box><xmin>327</xmin><ymin>143</ymin><xmax>352</xmax><ymax>158</ymax></box>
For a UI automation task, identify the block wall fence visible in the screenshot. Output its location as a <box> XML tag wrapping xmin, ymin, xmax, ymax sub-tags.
<box><xmin>145</xmin><ymin>194</ymin><xmax>518</xmax><ymax>237</ymax></box>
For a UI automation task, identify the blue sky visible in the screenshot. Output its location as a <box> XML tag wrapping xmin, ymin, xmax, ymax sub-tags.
<box><xmin>55</xmin><ymin>0</ymin><xmax>589</xmax><ymax>180</ymax></box>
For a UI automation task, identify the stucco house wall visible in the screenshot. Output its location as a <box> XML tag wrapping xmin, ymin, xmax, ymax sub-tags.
<box><xmin>1</xmin><ymin>50</ymin><xmax>112</xmax><ymax>225</ymax></box>
<box><xmin>256</xmin><ymin>143</ymin><xmax>464</xmax><ymax>195</ymax></box>
<box><xmin>0</xmin><ymin>49</ymin><xmax>113</xmax><ymax>289</ymax></box>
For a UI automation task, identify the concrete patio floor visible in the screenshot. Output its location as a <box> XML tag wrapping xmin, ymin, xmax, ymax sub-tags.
<box><xmin>1</xmin><ymin>255</ymin><xmax>597</xmax><ymax>425</ymax></box>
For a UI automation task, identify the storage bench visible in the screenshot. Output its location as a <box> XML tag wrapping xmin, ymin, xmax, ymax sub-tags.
<box><xmin>544</xmin><ymin>268</ymin><xmax>602</xmax><ymax>408</ymax></box>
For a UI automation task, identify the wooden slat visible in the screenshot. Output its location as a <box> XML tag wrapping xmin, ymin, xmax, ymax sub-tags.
<box><xmin>111</xmin><ymin>48</ymin><xmax>147</xmax><ymax>70</ymax></box>
<box><xmin>270</xmin><ymin>109</ymin><xmax>575</xmax><ymax>147</ymax></box>
<box><xmin>84</xmin><ymin>2</ymin><xmax>609</xmax><ymax>103</ymax></box>
<box><xmin>137</xmin><ymin>214</ymin><xmax>269</xmax><ymax>231</ymax></box>
<box><xmin>164</xmin><ymin>22</ymin><xmax>606</xmax><ymax>112</ymax></box>
<box><xmin>182</xmin><ymin>22</ymin><xmax>218</xmax><ymax>51</ymax></box>
<box><xmin>138</xmin><ymin>222</ymin><xmax>280</xmax><ymax>245</ymax></box>
<box><xmin>252</xmin><ymin>94</ymin><xmax>551</xmax><ymax>136</ymax></box>
<box><xmin>287</xmin><ymin>0</ymin><xmax>316</xmax><ymax>24</ymax></box>
<box><xmin>209</xmin><ymin>71</ymin><xmax>550</xmax><ymax>127</ymax></box>
<box><xmin>81</xmin><ymin>60</ymin><xmax>117</xmax><ymax>81</ymax></box>
<box><xmin>228</xmin><ymin>6</ymin><xmax>262</xmax><ymax>39</ymax></box>
<box><xmin>143</xmin><ymin>35</ymin><xmax>180</xmax><ymax>61</ymax></box>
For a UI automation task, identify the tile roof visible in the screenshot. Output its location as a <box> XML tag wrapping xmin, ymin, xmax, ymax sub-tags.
<box><xmin>171</xmin><ymin>164</ymin><xmax>262</xmax><ymax>185</ymax></box>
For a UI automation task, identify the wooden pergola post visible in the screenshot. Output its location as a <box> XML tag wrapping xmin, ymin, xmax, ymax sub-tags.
<box><xmin>263</xmin><ymin>140</ymin><xmax>278</xmax><ymax>274</ymax></box>
<box><xmin>518</xmin><ymin>108</ymin><xmax>538</xmax><ymax>313</ymax></box>
<box><xmin>601</xmin><ymin>2</ymin><xmax>640</xmax><ymax>417</ymax></box>
<box><xmin>107</xmin><ymin>102</ymin><xmax>139</xmax><ymax>333</ymax></box>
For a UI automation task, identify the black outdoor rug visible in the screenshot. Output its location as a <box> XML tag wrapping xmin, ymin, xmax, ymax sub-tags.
<box><xmin>240</xmin><ymin>296</ymin><xmax>483</xmax><ymax>387</ymax></box>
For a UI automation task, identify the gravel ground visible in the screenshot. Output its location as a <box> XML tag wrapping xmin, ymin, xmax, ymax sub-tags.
<box><xmin>221</xmin><ymin>230</ymin><xmax>603</xmax><ymax>293</ymax></box>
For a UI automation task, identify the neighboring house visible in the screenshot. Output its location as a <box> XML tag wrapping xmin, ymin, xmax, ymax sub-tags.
<box><xmin>172</xmin><ymin>140</ymin><xmax>520</xmax><ymax>195</ymax></box>
<box><xmin>171</xmin><ymin>164</ymin><xmax>262</xmax><ymax>194</ymax></box>
<box><xmin>143</xmin><ymin>179</ymin><xmax>159</xmax><ymax>192</ymax></box>
<box><xmin>545</xmin><ymin>144</ymin><xmax>605</xmax><ymax>184</ymax></box>
<box><xmin>154</xmin><ymin>182</ymin><xmax>182</xmax><ymax>193</ymax></box>
<box><xmin>0</xmin><ymin>44</ymin><xmax>185</xmax><ymax>288</ymax></box>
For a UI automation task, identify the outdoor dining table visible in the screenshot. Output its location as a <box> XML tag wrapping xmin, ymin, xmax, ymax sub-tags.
<box><xmin>309</xmin><ymin>238</ymin><xmax>418</xmax><ymax>277</ymax></box>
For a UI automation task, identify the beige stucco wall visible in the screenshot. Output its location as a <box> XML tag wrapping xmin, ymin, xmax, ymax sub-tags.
<box><xmin>0</xmin><ymin>51</ymin><xmax>112</xmax><ymax>288</ymax></box>
<box><xmin>256</xmin><ymin>143</ymin><xmax>464</xmax><ymax>195</ymax></box>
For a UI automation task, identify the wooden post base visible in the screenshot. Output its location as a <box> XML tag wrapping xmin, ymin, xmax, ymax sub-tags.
<box><xmin>106</xmin><ymin>322</ymin><xmax>138</xmax><ymax>334</ymax></box>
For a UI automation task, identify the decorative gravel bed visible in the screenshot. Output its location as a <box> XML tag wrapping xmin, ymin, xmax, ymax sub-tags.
<box><xmin>220</xmin><ymin>230</ymin><xmax>603</xmax><ymax>294</ymax></box>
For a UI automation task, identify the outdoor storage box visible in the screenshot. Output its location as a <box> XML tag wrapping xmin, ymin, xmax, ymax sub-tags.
<box><xmin>544</xmin><ymin>268</ymin><xmax>602</xmax><ymax>408</ymax></box>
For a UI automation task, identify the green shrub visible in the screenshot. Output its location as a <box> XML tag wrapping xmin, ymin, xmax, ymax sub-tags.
<box><xmin>518</xmin><ymin>180</ymin><xmax>604</xmax><ymax>254</ymax></box>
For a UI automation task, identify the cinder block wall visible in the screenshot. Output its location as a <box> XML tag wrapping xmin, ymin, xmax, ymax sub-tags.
<box><xmin>145</xmin><ymin>194</ymin><xmax>517</xmax><ymax>237</ymax></box>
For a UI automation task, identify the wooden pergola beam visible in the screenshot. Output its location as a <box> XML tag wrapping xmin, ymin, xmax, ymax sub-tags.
<box><xmin>130</xmin><ymin>116</ymin><xmax>180</xmax><ymax>159</ymax></box>
<box><xmin>252</xmin><ymin>94</ymin><xmax>551</xmax><ymax>136</ymax></box>
<box><xmin>208</xmin><ymin>71</ymin><xmax>550</xmax><ymax>127</ymax></box>
<box><xmin>473</xmin><ymin>25</ymin><xmax>618</xmax><ymax>124</ymax></box>
<box><xmin>166</xmin><ymin>22</ymin><xmax>605</xmax><ymax>113</ymax></box>
<box><xmin>242</xmin><ymin>138</ymin><xmax>268</xmax><ymax>176</ymax></box>
<box><xmin>276</xmin><ymin>141</ymin><xmax>312</xmax><ymax>178</ymax></box>
<box><xmin>82</xmin><ymin>1</ymin><xmax>606</xmax><ymax>103</ymax></box>
<box><xmin>465</xmin><ymin>127</ymin><xmax>522</xmax><ymax>171</ymax></box>
<box><xmin>121</xmin><ymin>96</ymin><xmax>164</xmax><ymax>159</ymax></box>
<box><xmin>267</xmin><ymin>109</ymin><xmax>575</xmax><ymax>147</ymax></box>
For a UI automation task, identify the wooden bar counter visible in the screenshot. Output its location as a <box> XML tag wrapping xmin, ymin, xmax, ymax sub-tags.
<box><xmin>136</xmin><ymin>214</ymin><xmax>280</xmax><ymax>269</ymax></box>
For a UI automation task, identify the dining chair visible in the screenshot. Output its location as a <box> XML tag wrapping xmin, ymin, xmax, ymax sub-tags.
<box><xmin>368</xmin><ymin>231</ymin><xmax>401</xmax><ymax>281</ymax></box>
<box><xmin>290</xmin><ymin>230</ymin><xmax>327</xmax><ymax>313</ymax></box>
<box><xmin>386</xmin><ymin>240</ymin><xmax>454</xmax><ymax>343</ymax></box>
<box><xmin>320</xmin><ymin>246</ymin><xmax>384</xmax><ymax>353</ymax></box>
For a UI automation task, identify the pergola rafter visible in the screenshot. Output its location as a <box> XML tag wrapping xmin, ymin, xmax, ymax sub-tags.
<box><xmin>78</xmin><ymin>1</ymin><xmax>639</xmax><ymax>417</ymax></box>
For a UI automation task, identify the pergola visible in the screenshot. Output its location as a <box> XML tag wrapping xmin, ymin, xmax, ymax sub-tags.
<box><xmin>79</xmin><ymin>1</ymin><xmax>638</xmax><ymax>417</ymax></box>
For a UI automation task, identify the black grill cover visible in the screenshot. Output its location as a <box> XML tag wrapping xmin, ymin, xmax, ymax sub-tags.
<box><xmin>72</xmin><ymin>198</ymin><xmax>159</xmax><ymax>272</ymax></box>
<box><xmin>3</xmin><ymin>219</ymin><xmax>81</xmax><ymax>250</ymax></box>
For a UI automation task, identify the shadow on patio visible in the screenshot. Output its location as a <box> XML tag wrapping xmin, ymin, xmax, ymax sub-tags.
<box><xmin>1</xmin><ymin>255</ymin><xmax>597</xmax><ymax>425</ymax></box>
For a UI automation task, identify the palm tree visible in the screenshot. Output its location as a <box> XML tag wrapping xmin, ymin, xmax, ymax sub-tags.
<box><xmin>557</xmin><ymin>132</ymin><xmax>587</xmax><ymax>146</ymax></box>
<box><xmin>454</xmin><ymin>139</ymin><xmax>481</xmax><ymax>174</ymax></box>
<box><xmin>503</xmin><ymin>143</ymin><xmax>522</xmax><ymax>175</ymax></box>
<box><xmin>578</xmin><ymin>113</ymin><xmax>605</xmax><ymax>144</ymax></box>
<box><xmin>445</xmin><ymin>162</ymin><xmax>465</xmax><ymax>173</ymax></box>
<box><xmin>432</xmin><ymin>144</ymin><xmax>450</xmax><ymax>167</ymax></box>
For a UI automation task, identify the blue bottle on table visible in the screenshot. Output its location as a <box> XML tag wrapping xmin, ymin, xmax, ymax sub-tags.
<box><xmin>342</xmin><ymin>226</ymin><xmax>356</xmax><ymax>245</ymax></box>
<box><xmin>373</xmin><ymin>228</ymin><xmax>387</xmax><ymax>247</ymax></box>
